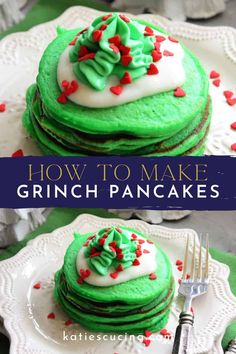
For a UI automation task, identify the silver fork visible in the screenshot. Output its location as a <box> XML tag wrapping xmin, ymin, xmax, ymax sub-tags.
<box><xmin>172</xmin><ymin>234</ymin><xmax>210</xmax><ymax>354</ymax></box>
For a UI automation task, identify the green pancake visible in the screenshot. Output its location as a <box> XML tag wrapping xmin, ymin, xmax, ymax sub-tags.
<box><xmin>54</xmin><ymin>226</ymin><xmax>174</xmax><ymax>334</ymax></box>
<box><xmin>23</xmin><ymin>13</ymin><xmax>211</xmax><ymax>156</ymax></box>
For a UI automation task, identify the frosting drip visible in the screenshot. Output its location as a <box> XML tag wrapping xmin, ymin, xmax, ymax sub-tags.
<box><xmin>69</xmin><ymin>14</ymin><xmax>154</xmax><ymax>90</ymax></box>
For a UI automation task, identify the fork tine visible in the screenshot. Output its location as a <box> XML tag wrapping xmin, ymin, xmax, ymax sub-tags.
<box><xmin>190</xmin><ymin>235</ymin><xmax>196</xmax><ymax>280</ymax></box>
<box><xmin>182</xmin><ymin>236</ymin><xmax>189</xmax><ymax>280</ymax></box>
<box><xmin>204</xmin><ymin>234</ymin><xmax>209</xmax><ymax>280</ymax></box>
<box><xmin>197</xmin><ymin>234</ymin><xmax>202</xmax><ymax>280</ymax></box>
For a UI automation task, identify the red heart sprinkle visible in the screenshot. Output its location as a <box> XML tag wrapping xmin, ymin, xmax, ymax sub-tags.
<box><xmin>108</xmin><ymin>35</ymin><xmax>121</xmax><ymax>46</ymax></box>
<box><xmin>149</xmin><ymin>273</ymin><xmax>157</xmax><ymax>280</ymax></box>
<box><xmin>227</xmin><ymin>98</ymin><xmax>236</xmax><ymax>106</ymax></box>
<box><xmin>33</xmin><ymin>282</ymin><xmax>41</xmax><ymax>289</ymax></box>
<box><xmin>210</xmin><ymin>70</ymin><xmax>220</xmax><ymax>79</ymax></box>
<box><xmin>147</xmin><ymin>240</ymin><xmax>153</xmax><ymax>244</ymax></box>
<box><xmin>155</xmin><ymin>35</ymin><xmax>166</xmax><ymax>42</ymax></box>
<box><xmin>65</xmin><ymin>319</ymin><xmax>73</xmax><ymax>326</ymax></box>
<box><xmin>119</xmin><ymin>14</ymin><xmax>130</xmax><ymax>22</ymax></box>
<box><xmin>160</xmin><ymin>329</ymin><xmax>168</xmax><ymax>336</ymax></box>
<box><xmin>110</xmin><ymin>272</ymin><xmax>119</xmax><ymax>279</ymax></box>
<box><xmin>109</xmin><ymin>241</ymin><xmax>117</xmax><ymax>247</ymax></box>
<box><xmin>93</xmin><ymin>30</ymin><xmax>103</xmax><ymax>42</ymax></box>
<box><xmin>117</xmin><ymin>253</ymin><xmax>124</xmax><ymax>260</ymax></box>
<box><xmin>143</xmin><ymin>339</ymin><xmax>151</xmax><ymax>347</ymax></box>
<box><xmin>212</xmin><ymin>79</ymin><xmax>221</xmax><ymax>87</ymax></box>
<box><xmin>80</xmin><ymin>269</ymin><xmax>86</xmax><ymax>277</ymax></box>
<box><xmin>100</xmin><ymin>23</ymin><xmax>107</xmax><ymax>31</ymax></box>
<box><xmin>176</xmin><ymin>260</ymin><xmax>183</xmax><ymax>266</ymax></box>
<box><xmin>79</xmin><ymin>45</ymin><xmax>89</xmax><ymax>57</ymax></box>
<box><xmin>138</xmin><ymin>239</ymin><xmax>145</xmax><ymax>244</ymax></box>
<box><xmin>47</xmin><ymin>312</ymin><xmax>55</xmax><ymax>319</ymax></box>
<box><xmin>152</xmin><ymin>50</ymin><xmax>162</xmax><ymax>62</ymax></box>
<box><xmin>116</xmin><ymin>264</ymin><xmax>124</xmax><ymax>272</ymax></box>
<box><xmin>224</xmin><ymin>90</ymin><xmax>233</xmax><ymax>99</ymax></box>
<box><xmin>119</xmin><ymin>45</ymin><xmax>131</xmax><ymax>55</ymax></box>
<box><xmin>84</xmin><ymin>269</ymin><xmax>91</xmax><ymax>278</ymax></box>
<box><xmin>163</xmin><ymin>50</ymin><xmax>174</xmax><ymax>56</ymax></box>
<box><xmin>136</xmin><ymin>249</ymin><xmax>142</xmax><ymax>257</ymax></box>
<box><xmin>147</xmin><ymin>63</ymin><xmax>159</xmax><ymax>75</ymax></box>
<box><xmin>121</xmin><ymin>54</ymin><xmax>133</xmax><ymax>66</ymax></box>
<box><xmin>178</xmin><ymin>265</ymin><xmax>183</xmax><ymax>271</ymax></box>
<box><xmin>69</xmin><ymin>37</ymin><xmax>77</xmax><ymax>46</ymax></box>
<box><xmin>120</xmin><ymin>72</ymin><xmax>132</xmax><ymax>84</ymax></box>
<box><xmin>62</xmin><ymin>80</ymin><xmax>70</xmax><ymax>88</ymax></box>
<box><xmin>131</xmin><ymin>233</ymin><xmax>137</xmax><ymax>239</ymax></box>
<box><xmin>11</xmin><ymin>149</ymin><xmax>24</xmax><ymax>157</ymax></box>
<box><xmin>109</xmin><ymin>44</ymin><xmax>120</xmax><ymax>54</ymax></box>
<box><xmin>57</xmin><ymin>92</ymin><xmax>67</xmax><ymax>104</ymax></box>
<box><xmin>174</xmin><ymin>87</ymin><xmax>186</xmax><ymax>97</ymax></box>
<box><xmin>144</xmin><ymin>26</ymin><xmax>154</xmax><ymax>36</ymax></box>
<box><xmin>110</xmin><ymin>85</ymin><xmax>123</xmax><ymax>96</ymax></box>
<box><xmin>77</xmin><ymin>277</ymin><xmax>84</xmax><ymax>284</ymax></box>
<box><xmin>144</xmin><ymin>330</ymin><xmax>152</xmax><ymax>337</ymax></box>
<box><xmin>116</xmin><ymin>247</ymin><xmax>122</xmax><ymax>253</ymax></box>
<box><xmin>0</xmin><ymin>103</ymin><xmax>6</xmax><ymax>112</ymax></box>
<box><xmin>78</xmin><ymin>53</ymin><xmax>96</xmax><ymax>62</ymax></box>
<box><xmin>99</xmin><ymin>238</ymin><xmax>106</xmax><ymax>246</ymax></box>
<box><xmin>168</xmin><ymin>36</ymin><xmax>179</xmax><ymax>43</ymax></box>
<box><xmin>133</xmin><ymin>258</ymin><xmax>140</xmax><ymax>266</ymax></box>
<box><xmin>231</xmin><ymin>143</ymin><xmax>236</xmax><ymax>151</ymax></box>
<box><xmin>102</xmin><ymin>14</ymin><xmax>112</xmax><ymax>21</ymax></box>
<box><xmin>230</xmin><ymin>122</ymin><xmax>236</xmax><ymax>130</ymax></box>
<box><xmin>143</xmin><ymin>249</ymin><xmax>150</xmax><ymax>254</ymax></box>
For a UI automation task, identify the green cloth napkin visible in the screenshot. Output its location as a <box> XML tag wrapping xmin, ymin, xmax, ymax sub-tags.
<box><xmin>0</xmin><ymin>208</ymin><xmax>235</xmax><ymax>351</ymax></box>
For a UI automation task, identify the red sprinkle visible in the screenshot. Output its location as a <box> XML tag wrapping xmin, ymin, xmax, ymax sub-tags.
<box><xmin>174</xmin><ymin>87</ymin><xmax>186</xmax><ymax>97</ymax></box>
<box><xmin>152</xmin><ymin>50</ymin><xmax>162</xmax><ymax>62</ymax></box>
<box><xmin>230</xmin><ymin>122</ymin><xmax>236</xmax><ymax>130</ymax></box>
<box><xmin>83</xmin><ymin>241</ymin><xmax>89</xmax><ymax>247</ymax></box>
<box><xmin>47</xmin><ymin>312</ymin><xmax>55</xmax><ymax>319</ymax></box>
<box><xmin>121</xmin><ymin>54</ymin><xmax>133</xmax><ymax>66</ymax></box>
<box><xmin>100</xmin><ymin>23</ymin><xmax>107</xmax><ymax>31</ymax></box>
<box><xmin>108</xmin><ymin>35</ymin><xmax>121</xmax><ymax>46</ymax></box>
<box><xmin>136</xmin><ymin>249</ymin><xmax>142</xmax><ymax>257</ymax></box>
<box><xmin>224</xmin><ymin>90</ymin><xmax>234</xmax><ymax>99</ymax></box>
<box><xmin>176</xmin><ymin>260</ymin><xmax>183</xmax><ymax>266</ymax></box>
<box><xmin>231</xmin><ymin>143</ymin><xmax>236</xmax><ymax>151</ymax></box>
<box><xmin>155</xmin><ymin>35</ymin><xmax>166</xmax><ymax>42</ymax></box>
<box><xmin>33</xmin><ymin>282</ymin><xmax>41</xmax><ymax>289</ymax></box>
<box><xmin>143</xmin><ymin>249</ymin><xmax>150</xmax><ymax>254</ymax></box>
<box><xmin>160</xmin><ymin>329</ymin><xmax>168</xmax><ymax>336</ymax></box>
<box><xmin>0</xmin><ymin>103</ymin><xmax>6</xmax><ymax>112</ymax></box>
<box><xmin>57</xmin><ymin>92</ymin><xmax>67</xmax><ymax>104</ymax></box>
<box><xmin>143</xmin><ymin>339</ymin><xmax>151</xmax><ymax>347</ymax></box>
<box><xmin>149</xmin><ymin>273</ymin><xmax>157</xmax><ymax>280</ymax></box>
<box><xmin>90</xmin><ymin>252</ymin><xmax>101</xmax><ymax>258</ymax></box>
<box><xmin>133</xmin><ymin>258</ymin><xmax>140</xmax><ymax>266</ymax></box>
<box><xmin>11</xmin><ymin>149</ymin><xmax>24</xmax><ymax>157</ymax></box>
<box><xmin>65</xmin><ymin>319</ymin><xmax>73</xmax><ymax>326</ymax></box>
<box><xmin>120</xmin><ymin>71</ymin><xmax>132</xmax><ymax>84</ymax></box>
<box><xmin>186</xmin><ymin>274</ymin><xmax>191</xmax><ymax>280</ymax></box>
<box><xmin>144</xmin><ymin>330</ymin><xmax>152</xmax><ymax>337</ymax></box>
<box><xmin>99</xmin><ymin>238</ymin><xmax>106</xmax><ymax>246</ymax></box>
<box><xmin>163</xmin><ymin>50</ymin><xmax>174</xmax><ymax>57</ymax></box>
<box><xmin>147</xmin><ymin>63</ymin><xmax>159</xmax><ymax>75</ymax></box>
<box><xmin>93</xmin><ymin>30</ymin><xmax>103</xmax><ymax>42</ymax></box>
<box><xmin>91</xmin><ymin>246</ymin><xmax>97</xmax><ymax>254</ymax></box>
<box><xmin>110</xmin><ymin>85</ymin><xmax>123</xmax><ymax>96</ymax></box>
<box><xmin>131</xmin><ymin>233</ymin><xmax>138</xmax><ymax>240</ymax></box>
<box><xmin>115</xmin><ymin>228</ymin><xmax>122</xmax><ymax>233</ymax></box>
<box><xmin>210</xmin><ymin>70</ymin><xmax>220</xmax><ymax>79</ymax></box>
<box><xmin>116</xmin><ymin>264</ymin><xmax>124</xmax><ymax>272</ymax></box>
<box><xmin>178</xmin><ymin>265</ymin><xmax>183</xmax><ymax>271</ymax></box>
<box><xmin>119</xmin><ymin>14</ymin><xmax>130</xmax><ymax>23</ymax></box>
<box><xmin>62</xmin><ymin>80</ymin><xmax>70</xmax><ymax>88</ymax></box>
<box><xmin>102</xmin><ymin>14</ymin><xmax>112</xmax><ymax>21</ymax></box>
<box><xmin>64</xmin><ymin>80</ymin><xmax>79</xmax><ymax>96</ymax></box>
<box><xmin>109</xmin><ymin>241</ymin><xmax>117</xmax><ymax>248</ymax></box>
<box><xmin>116</xmin><ymin>247</ymin><xmax>123</xmax><ymax>253</ymax></box>
<box><xmin>138</xmin><ymin>239</ymin><xmax>145</xmax><ymax>244</ymax></box>
<box><xmin>117</xmin><ymin>253</ymin><xmax>124</xmax><ymax>260</ymax></box>
<box><xmin>119</xmin><ymin>44</ymin><xmax>131</xmax><ymax>55</ymax></box>
<box><xmin>78</xmin><ymin>53</ymin><xmax>96</xmax><ymax>62</ymax></box>
<box><xmin>227</xmin><ymin>98</ymin><xmax>236</xmax><ymax>106</ymax></box>
<box><xmin>144</xmin><ymin>26</ymin><xmax>154</xmax><ymax>36</ymax></box>
<box><xmin>154</xmin><ymin>42</ymin><xmax>161</xmax><ymax>51</ymax></box>
<box><xmin>147</xmin><ymin>240</ymin><xmax>153</xmax><ymax>244</ymax></box>
<box><xmin>69</xmin><ymin>37</ymin><xmax>77</xmax><ymax>46</ymax></box>
<box><xmin>168</xmin><ymin>36</ymin><xmax>179</xmax><ymax>43</ymax></box>
<box><xmin>110</xmin><ymin>272</ymin><xmax>119</xmax><ymax>279</ymax></box>
<box><xmin>109</xmin><ymin>44</ymin><xmax>120</xmax><ymax>54</ymax></box>
<box><xmin>212</xmin><ymin>79</ymin><xmax>221</xmax><ymax>87</ymax></box>
<box><xmin>77</xmin><ymin>277</ymin><xmax>84</xmax><ymax>284</ymax></box>
<box><xmin>79</xmin><ymin>45</ymin><xmax>89</xmax><ymax>57</ymax></box>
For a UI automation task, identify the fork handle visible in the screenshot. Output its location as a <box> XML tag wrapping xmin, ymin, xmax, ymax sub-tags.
<box><xmin>172</xmin><ymin>311</ymin><xmax>194</xmax><ymax>354</ymax></box>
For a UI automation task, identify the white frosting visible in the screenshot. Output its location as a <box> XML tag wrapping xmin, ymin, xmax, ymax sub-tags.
<box><xmin>57</xmin><ymin>28</ymin><xmax>186</xmax><ymax>108</ymax></box>
<box><xmin>76</xmin><ymin>232</ymin><xmax>157</xmax><ymax>287</ymax></box>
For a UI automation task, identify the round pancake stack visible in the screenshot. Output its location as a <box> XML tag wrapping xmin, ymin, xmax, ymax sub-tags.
<box><xmin>23</xmin><ymin>15</ymin><xmax>211</xmax><ymax>156</ymax></box>
<box><xmin>54</xmin><ymin>226</ymin><xmax>174</xmax><ymax>334</ymax></box>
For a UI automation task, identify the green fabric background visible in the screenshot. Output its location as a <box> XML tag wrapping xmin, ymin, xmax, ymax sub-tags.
<box><xmin>0</xmin><ymin>0</ymin><xmax>235</xmax><ymax>351</ymax></box>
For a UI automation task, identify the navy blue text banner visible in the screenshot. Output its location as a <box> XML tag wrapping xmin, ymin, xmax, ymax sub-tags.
<box><xmin>0</xmin><ymin>156</ymin><xmax>235</xmax><ymax>210</ymax></box>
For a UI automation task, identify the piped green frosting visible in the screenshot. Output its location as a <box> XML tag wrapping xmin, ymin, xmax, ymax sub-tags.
<box><xmin>82</xmin><ymin>226</ymin><xmax>137</xmax><ymax>275</ymax></box>
<box><xmin>69</xmin><ymin>13</ymin><xmax>154</xmax><ymax>90</ymax></box>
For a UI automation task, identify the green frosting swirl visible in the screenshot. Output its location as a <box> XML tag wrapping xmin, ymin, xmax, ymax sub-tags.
<box><xmin>84</xmin><ymin>227</ymin><xmax>137</xmax><ymax>275</ymax></box>
<box><xmin>69</xmin><ymin>13</ymin><xmax>154</xmax><ymax>90</ymax></box>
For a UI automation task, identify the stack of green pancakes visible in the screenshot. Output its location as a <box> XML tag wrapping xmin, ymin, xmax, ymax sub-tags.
<box><xmin>23</xmin><ymin>13</ymin><xmax>211</xmax><ymax>156</ymax></box>
<box><xmin>54</xmin><ymin>226</ymin><xmax>174</xmax><ymax>334</ymax></box>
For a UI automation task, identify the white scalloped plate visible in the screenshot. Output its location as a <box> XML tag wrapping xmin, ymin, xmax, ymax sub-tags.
<box><xmin>0</xmin><ymin>6</ymin><xmax>236</xmax><ymax>156</ymax></box>
<box><xmin>0</xmin><ymin>214</ymin><xmax>235</xmax><ymax>354</ymax></box>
